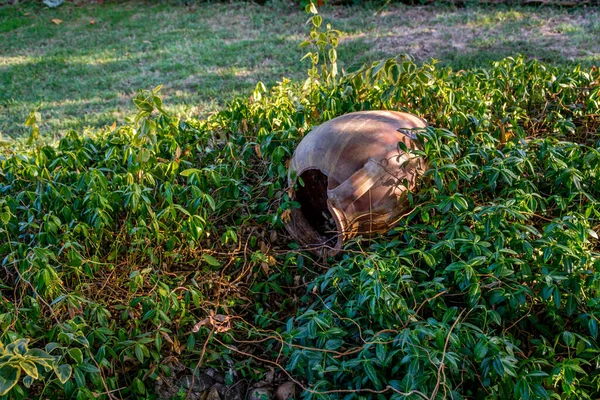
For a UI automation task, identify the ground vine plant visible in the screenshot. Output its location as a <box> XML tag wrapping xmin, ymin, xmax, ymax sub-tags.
<box><xmin>1</xmin><ymin>16</ymin><xmax>600</xmax><ymax>400</ymax></box>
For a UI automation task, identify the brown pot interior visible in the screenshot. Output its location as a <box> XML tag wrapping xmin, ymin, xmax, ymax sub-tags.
<box><xmin>291</xmin><ymin>169</ymin><xmax>343</xmax><ymax>254</ymax></box>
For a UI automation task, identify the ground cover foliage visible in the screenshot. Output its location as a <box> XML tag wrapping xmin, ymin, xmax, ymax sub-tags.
<box><xmin>2</xmin><ymin>5</ymin><xmax>600</xmax><ymax>399</ymax></box>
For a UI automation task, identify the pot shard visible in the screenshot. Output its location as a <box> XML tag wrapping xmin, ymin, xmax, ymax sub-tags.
<box><xmin>285</xmin><ymin>110</ymin><xmax>427</xmax><ymax>256</ymax></box>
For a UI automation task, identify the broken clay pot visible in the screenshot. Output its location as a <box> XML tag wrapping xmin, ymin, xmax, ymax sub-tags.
<box><xmin>285</xmin><ymin>110</ymin><xmax>427</xmax><ymax>257</ymax></box>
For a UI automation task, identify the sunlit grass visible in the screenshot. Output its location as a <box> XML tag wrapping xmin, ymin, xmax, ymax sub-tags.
<box><xmin>1</xmin><ymin>1</ymin><xmax>599</xmax><ymax>138</ymax></box>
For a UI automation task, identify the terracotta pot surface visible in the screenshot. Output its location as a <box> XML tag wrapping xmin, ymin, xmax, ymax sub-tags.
<box><xmin>285</xmin><ymin>110</ymin><xmax>427</xmax><ymax>256</ymax></box>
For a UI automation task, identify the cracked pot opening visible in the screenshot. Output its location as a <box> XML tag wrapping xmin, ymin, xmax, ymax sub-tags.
<box><xmin>295</xmin><ymin>169</ymin><xmax>338</xmax><ymax>240</ymax></box>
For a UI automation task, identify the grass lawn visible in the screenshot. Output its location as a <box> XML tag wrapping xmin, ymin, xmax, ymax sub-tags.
<box><xmin>1</xmin><ymin>1</ymin><xmax>599</xmax><ymax>138</ymax></box>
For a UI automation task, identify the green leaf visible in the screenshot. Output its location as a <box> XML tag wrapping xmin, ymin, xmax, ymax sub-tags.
<box><xmin>180</xmin><ymin>168</ymin><xmax>201</xmax><ymax>177</ymax></box>
<box><xmin>203</xmin><ymin>194</ymin><xmax>216</xmax><ymax>211</ymax></box>
<box><xmin>553</xmin><ymin>287</ymin><xmax>561</xmax><ymax>308</ymax></box>
<box><xmin>55</xmin><ymin>364</ymin><xmax>72</xmax><ymax>384</ymax></box>
<box><xmin>187</xmin><ymin>334</ymin><xmax>195</xmax><ymax>351</ymax></box>
<box><xmin>364</xmin><ymin>361</ymin><xmax>381</xmax><ymax>388</ymax></box>
<box><xmin>23</xmin><ymin>375</ymin><xmax>34</xmax><ymax>389</ymax></box>
<box><xmin>69</xmin><ymin>348</ymin><xmax>83</xmax><ymax>364</ymax></box>
<box><xmin>72</xmin><ymin>335</ymin><xmax>90</xmax><ymax>348</ymax></box>
<box><xmin>202</xmin><ymin>254</ymin><xmax>221</xmax><ymax>267</ymax></box>
<box><xmin>515</xmin><ymin>378</ymin><xmax>531</xmax><ymax>400</ymax></box>
<box><xmin>0</xmin><ymin>206</ymin><xmax>11</xmax><ymax>224</ymax></box>
<box><xmin>73</xmin><ymin>366</ymin><xmax>86</xmax><ymax>388</ymax></box>
<box><xmin>324</xmin><ymin>339</ymin><xmax>343</xmax><ymax>351</ymax></box>
<box><xmin>133</xmin><ymin>377</ymin><xmax>145</xmax><ymax>394</ymax></box>
<box><xmin>328</xmin><ymin>48</ymin><xmax>337</xmax><ymax>63</ymax></box>
<box><xmin>589</xmin><ymin>318</ymin><xmax>598</xmax><ymax>339</ymax></box>
<box><xmin>388</xmin><ymin>63</ymin><xmax>401</xmax><ymax>85</ymax></box>
<box><xmin>135</xmin><ymin>343</ymin><xmax>145</xmax><ymax>363</ymax></box>
<box><xmin>526</xmin><ymin>371</ymin><xmax>548</xmax><ymax>378</ymax></box>
<box><xmin>0</xmin><ymin>365</ymin><xmax>20</xmax><ymax>395</ymax></box>
<box><xmin>45</xmin><ymin>342</ymin><xmax>62</xmax><ymax>353</ymax></box>
<box><xmin>375</xmin><ymin>343</ymin><xmax>386</xmax><ymax>364</ymax></box>
<box><xmin>77</xmin><ymin>363</ymin><xmax>99</xmax><ymax>373</ymax></box>
<box><xmin>493</xmin><ymin>357</ymin><xmax>505</xmax><ymax>376</ymax></box>
<box><xmin>422</xmin><ymin>251</ymin><xmax>435</xmax><ymax>267</ymax></box>
<box><xmin>8</xmin><ymin>338</ymin><xmax>29</xmax><ymax>355</ymax></box>
<box><xmin>20</xmin><ymin>360</ymin><xmax>38</xmax><ymax>379</ymax></box>
<box><xmin>532</xmin><ymin>383</ymin><xmax>549</xmax><ymax>398</ymax></box>
<box><xmin>453</xmin><ymin>195</ymin><xmax>469</xmax><ymax>211</ymax></box>
<box><xmin>474</xmin><ymin>340</ymin><xmax>488</xmax><ymax>360</ymax></box>
<box><xmin>26</xmin><ymin>348</ymin><xmax>54</xmax><ymax>362</ymax></box>
<box><xmin>311</xmin><ymin>15</ymin><xmax>322</xmax><ymax>28</ymax></box>
<box><xmin>562</xmin><ymin>331</ymin><xmax>575</xmax><ymax>347</ymax></box>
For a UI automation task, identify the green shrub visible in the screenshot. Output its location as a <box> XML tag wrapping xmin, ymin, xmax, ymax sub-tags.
<box><xmin>283</xmin><ymin>124</ymin><xmax>600</xmax><ymax>399</ymax></box>
<box><xmin>0</xmin><ymin>5</ymin><xmax>599</xmax><ymax>396</ymax></box>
